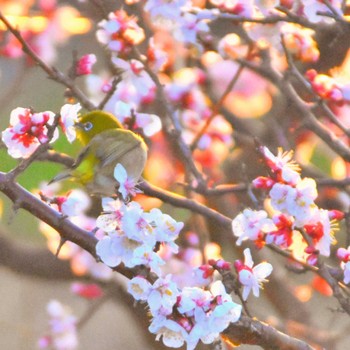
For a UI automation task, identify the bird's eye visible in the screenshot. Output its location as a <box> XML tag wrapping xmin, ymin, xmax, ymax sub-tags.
<box><xmin>84</xmin><ymin>122</ymin><xmax>93</xmax><ymax>131</ymax></box>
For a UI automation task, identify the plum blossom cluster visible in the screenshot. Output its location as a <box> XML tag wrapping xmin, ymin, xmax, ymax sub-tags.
<box><xmin>128</xmin><ymin>276</ymin><xmax>242</xmax><ymax>349</ymax></box>
<box><xmin>232</xmin><ymin>146</ymin><xmax>344</xmax><ymax>265</ymax></box>
<box><xmin>96</xmin><ymin>198</ymin><xmax>184</xmax><ymax>276</ymax></box>
<box><xmin>38</xmin><ymin>300</ymin><xmax>78</xmax><ymax>350</ymax></box>
<box><xmin>2</xmin><ymin>103</ymin><xmax>81</xmax><ymax>158</ymax></box>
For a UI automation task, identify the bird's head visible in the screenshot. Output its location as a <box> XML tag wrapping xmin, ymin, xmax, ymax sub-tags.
<box><xmin>75</xmin><ymin>111</ymin><xmax>123</xmax><ymax>145</ymax></box>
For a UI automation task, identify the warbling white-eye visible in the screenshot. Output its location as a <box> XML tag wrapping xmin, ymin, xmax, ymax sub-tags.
<box><xmin>51</xmin><ymin>110</ymin><xmax>148</xmax><ymax>196</ymax></box>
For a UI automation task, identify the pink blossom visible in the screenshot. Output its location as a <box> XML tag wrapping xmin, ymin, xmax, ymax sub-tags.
<box><xmin>114</xmin><ymin>101</ymin><xmax>162</xmax><ymax>137</ymax></box>
<box><xmin>112</xmin><ymin>57</ymin><xmax>155</xmax><ymax>97</ymax></box>
<box><xmin>232</xmin><ymin>209</ymin><xmax>276</xmax><ymax>246</ymax></box>
<box><xmin>147</xmin><ymin>275</ymin><xmax>180</xmax><ymax>316</ymax></box>
<box><xmin>59</xmin><ymin>103</ymin><xmax>81</xmax><ymax>143</ymax></box>
<box><xmin>192</xmin><ymin>264</ymin><xmax>215</xmax><ymax>287</ymax></box>
<box><xmin>96</xmin><ymin>10</ymin><xmax>145</xmax><ymax>54</ymax></box>
<box><xmin>54</xmin><ymin>189</ymin><xmax>90</xmax><ymax>217</ymax></box>
<box><xmin>303</xmin><ymin>209</ymin><xmax>337</xmax><ymax>257</ymax></box>
<box><xmin>265</xmin><ymin>214</ymin><xmax>294</xmax><ymax>248</ymax></box>
<box><xmin>96</xmin><ymin>233</ymin><xmax>143</xmax><ymax>268</ymax></box>
<box><xmin>260</xmin><ymin>146</ymin><xmax>301</xmax><ymax>185</ymax></box>
<box><xmin>252</xmin><ymin>176</ymin><xmax>275</xmax><ymax>189</ymax></box>
<box><xmin>234</xmin><ymin>248</ymin><xmax>273</xmax><ymax>300</ymax></box>
<box><xmin>173</xmin><ymin>13</ymin><xmax>209</xmax><ymax>45</ymax></box>
<box><xmin>127</xmin><ymin>276</ymin><xmax>152</xmax><ymax>301</ymax></box>
<box><xmin>114</xmin><ymin>163</ymin><xmax>140</xmax><ymax>200</ymax></box>
<box><xmin>2</xmin><ymin>107</ymin><xmax>58</xmax><ymax>158</ymax></box>
<box><xmin>132</xmin><ymin>246</ymin><xmax>166</xmax><ymax>275</ymax></box>
<box><xmin>147</xmin><ymin>207</ymin><xmax>183</xmax><ymax>253</ymax></box>
<box><xmin>337</xmin><ymin>247</ymin><xmax>350</xmax><ymax>262</ymax></box>
<box><xmin>149</xmin><ymin>316</ymin><xmax>189</xmax><ymax>349</ymax></box>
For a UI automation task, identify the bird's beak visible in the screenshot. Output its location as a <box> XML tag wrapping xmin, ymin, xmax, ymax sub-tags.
<box><xmin>74</xmin><ymin>122</ymin><xmax>85</xmax><ymax>130</ymax></box>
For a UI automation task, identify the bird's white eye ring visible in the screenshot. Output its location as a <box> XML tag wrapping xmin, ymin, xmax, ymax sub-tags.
<box><xmin>84</xmin><ymin>122</ymin><xmax>93</xmax><ymax>131</ymax></box>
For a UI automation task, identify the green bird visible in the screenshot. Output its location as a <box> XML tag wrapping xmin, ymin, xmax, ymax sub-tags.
<box><xmin>51</xmin><ymin>110</ymin><xmax>148</xmax><ymax>196</ymax></box>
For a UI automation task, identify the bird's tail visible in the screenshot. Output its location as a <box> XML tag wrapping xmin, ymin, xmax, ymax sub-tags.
<box><xmin>48</xmin><ymin>170</ymin><xmax>73</xmax><ymax>185</ymax></box>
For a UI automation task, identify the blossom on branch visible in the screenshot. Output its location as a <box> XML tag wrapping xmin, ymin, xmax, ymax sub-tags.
<box><xmin>96</xmin><ymin>10</ymin><xmax>145</xmax><ymax>54</ymax></box>
<box><xmin>96</xmin><ymin>200</ymin><xmax>183</xmax><ymax>275</ymax></box>
<box><xmin>232</xmin><ymin>208</ymin><xmax>276</xmax><ymax>246</ymax></box>
<box><xmin>2</xmin><ymin>107</ymin><xmax>58</xmax><ymax>158</ymax></box>
<box><xmin>147</xmin><ymin>280</ymin><xmax>242</xmax><ymax>350</ymax></box>
<box><xmin>75</xmin><ymin>54</ymin><xmax>96</xmax><ymax>76</ymax></box>
<box><xmin>114</xmin><ymin>163</ymin><xmax>140</xmax><ymax>200</ymax></box>
<box><xmin>337</xmin><ymin>247</ymin><xmax>350</xmax><ymax>284</ymax></box>
<box><xmin>234</xmin><ymin>248</ymin><xmax>273</xmax><ymax>300</ymax></box>
<box><xmin>59</xmin><ymin>103</ymin><xmax>81</xmax><ymax>143</ymax></box>
<box><xmin>114</xmin><ymin>101</ymin><xmax>162</xmax><ymax>137</ymax></box>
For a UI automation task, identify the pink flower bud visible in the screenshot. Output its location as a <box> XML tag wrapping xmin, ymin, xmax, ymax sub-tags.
<box><xmin>71</xmin><ymin>282</ymin><xmax>103</xmax><ymax>299</ymax></box>
<box><xmin>215</xmin><ymin>259</ymin><xmax>231</xmax><ymax>270</ymax></box>
<box><xmin>252</xmin><ymin>176</ymin><xmax>275</xmax><ymax>189</ymax></box>
<box><xmin>76</xmin><ymin>54</ymin><xmax>97</xmax><ymax>76</ymax></box>
<box><xmin>304</xmin><ymin>246</ymin><xmax>318</xmax><ymax>255</ymax></box>
<box><xmin>234</xmin><ymin>259</ymin><xmax>244</xmax><ymax>272</ymax></box>
<box><xmin>307</xmin><ymin>254</ymin><xmax>318</xmax><ymax>266</ymax></box>
<box><xmin>328</xmin><ymin>210</ymin><xmax>344</xmax><ymax>221</ymax></box>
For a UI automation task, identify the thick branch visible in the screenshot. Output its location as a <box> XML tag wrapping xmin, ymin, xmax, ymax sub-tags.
<box><xmin>140</xmin><ymin>180</ymin><xmax>232</xmax><ymax>228</ymax></box>
<box><xmin>224</xmin><ymin>316</ymin><xmax>315</xmax><ymax>350</ymax></box>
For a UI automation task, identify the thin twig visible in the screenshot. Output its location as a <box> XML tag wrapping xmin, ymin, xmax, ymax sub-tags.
<box><xmin>97</xmin><ymin>75</ymin><xmax>122</xmax><ymax>110</ymax></box>
<box><xmin>190</xmin><ymin>64</ymin><xmax>245</xmax><ymax>151</ymax></box>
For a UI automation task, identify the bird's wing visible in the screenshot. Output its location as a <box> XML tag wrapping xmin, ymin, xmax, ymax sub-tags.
<box><xmin>89</xmin><ymin>129</ymin><xmax>146</xmax><ymax>168</ymax></box>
